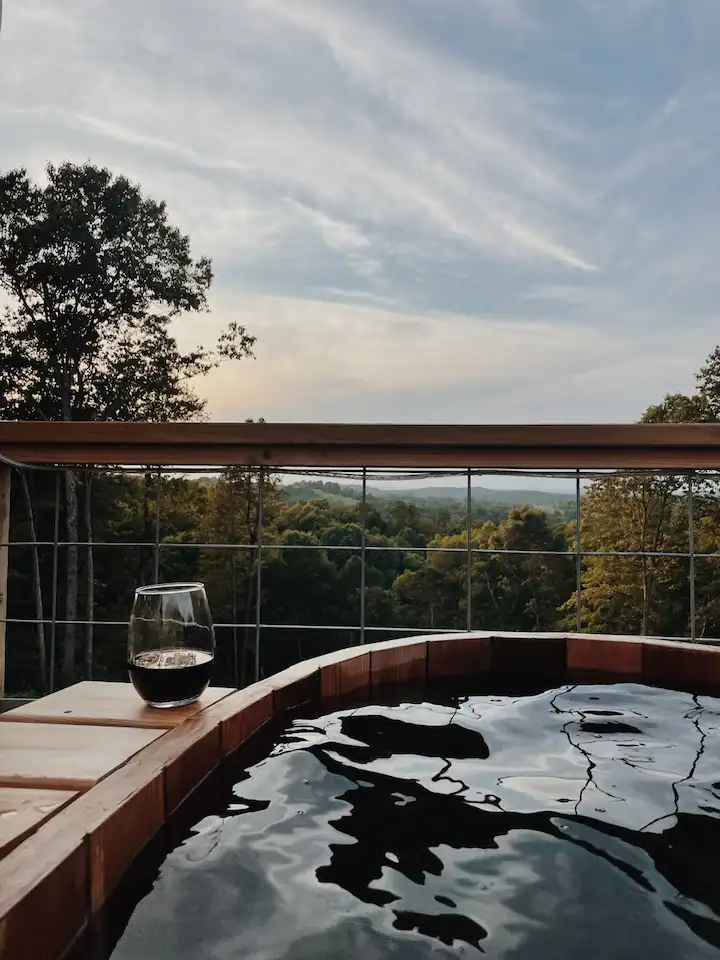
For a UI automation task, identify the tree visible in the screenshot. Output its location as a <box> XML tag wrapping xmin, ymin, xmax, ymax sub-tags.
<box><xmin>18</xmin><ymin>471</ymin><xmax>48</xmax><ymax>692</ymax></box>
<box><xmin>697</xmin><ymin>350</ymin><xmax>720</xmax><ymax>421</ymax></box>
<box><xmin>642</xmin><ymin>392</ymin><xmax>715</xmax><ymax>424</ymax></box>
<box><xmin>260</xmin><ymin>529</ymin><xmax>344</xmax><ymax>671</ymax></box>
<box><xmin>571</xmin><ymin>475</ymin><xmax>687</xmax><ymax>636</ymax></box>
<box><xmin>638</xmin><ymin>383</ymin><xmax>720</xmax><ymax>638</ymax></box>
<box><xmin>394</xmin><ymin>507</ymin><xmax>573</xmax><ymax>633</ymax></box>
<box><xmin>0</xmin><ymin>162</ymin><xmax>255</xmax><ymax>685</ymax></box>
<box><xmin>572</xmin><ymin>393</ymin><xmax>707</xmax><ymax>638</ymax></box>
<box><xmin>385</xmin><ymin>500</ymin><xmax>434</xmax><ymax>546</ymax></box>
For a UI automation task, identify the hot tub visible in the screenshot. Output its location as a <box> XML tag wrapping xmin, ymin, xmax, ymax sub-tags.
<box><xmin>2</xmin><ymin>632</ymin><xmax>720</xmax><ymax>959</ymax></box>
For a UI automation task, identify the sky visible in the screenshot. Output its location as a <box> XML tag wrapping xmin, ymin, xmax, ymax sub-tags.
<box><xmin>2</xmin><ymin>0</ymin><xmax>720</xmax><ymax>424</ymax></box>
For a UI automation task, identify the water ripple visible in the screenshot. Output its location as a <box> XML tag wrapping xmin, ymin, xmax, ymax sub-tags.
<box><xmin>112</xmin><ymin>683</ymin><xmax>720</xmax><ymax>959</ymax></box>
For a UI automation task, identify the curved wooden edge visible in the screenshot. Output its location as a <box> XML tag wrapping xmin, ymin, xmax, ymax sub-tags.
<box><xmin>3</xmin><ymin>631</ymin><xmax>720</xmax><ymax>960</ymax></box>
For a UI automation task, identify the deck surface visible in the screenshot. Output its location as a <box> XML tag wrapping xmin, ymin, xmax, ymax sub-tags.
<box><xmin>1</xmin><ymin>681</ymin><xmax>236</xmax><ymax>728</ymax></box>
<box><xmin>0</xmin><ymin>681</ymin><xmax>235</xmax><ymax>854</ymax></box>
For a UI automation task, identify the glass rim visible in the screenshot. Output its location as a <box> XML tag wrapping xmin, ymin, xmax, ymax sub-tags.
<box><xmin>135</xmin><ymin>581</ymin><xmax>206</xmax><ymax>596</ymax></box>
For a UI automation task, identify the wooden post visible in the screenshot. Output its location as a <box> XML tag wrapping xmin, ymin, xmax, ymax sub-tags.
<box><xmin>0</xmin><ymin>466</ymin><xmax>10</xmax><ymax>698</ymax></box>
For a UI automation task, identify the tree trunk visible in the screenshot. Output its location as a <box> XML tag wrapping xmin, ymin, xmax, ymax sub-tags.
<box><xmin>62</xmin><ymin>468</ymin><xmax>79</xmax><ymax>687</ymax></box>
<box><xmin>19</xmin><ymin>472</ymin><xmax>47</xmax><ymax>694</ymax></box>
<box><xmin>84</xmin><ymin>472</ymin><xmax>94</xmax><ymax>681</ymax></box>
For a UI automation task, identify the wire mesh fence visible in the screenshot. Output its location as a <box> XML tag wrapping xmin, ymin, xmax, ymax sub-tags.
<box><xmin>2</xmin><ymin>458</ymin><xmax>718</xmax><ymax>696</ymax></box>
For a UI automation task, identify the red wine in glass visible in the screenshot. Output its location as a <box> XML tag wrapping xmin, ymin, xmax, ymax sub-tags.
<box><xmin>128</xmin><ymin>583</ymin><xmax>215</xmax><ymax>708</ymax></box>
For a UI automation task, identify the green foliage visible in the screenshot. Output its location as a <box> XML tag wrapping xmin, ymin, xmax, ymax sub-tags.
<box><xmin>0</xmin><ymin>162</ymin><xmax>254</xmax><ymax>422</ymax></box>
<box><xmin>568</xmin><ymin>475</ymin><xmax>688</xmax><ymax>636</ymax></box>
<box><xmin>283</xmin><ymin>480</ymin><xmax>574</xmax><ymax>521</ymax></box>
<box><xmin>574</xmin><ymin>382</ymin><xmax>720</xmax><ymax>639</ymax></box>
<box><xmin>393</xmin><ymin>507</ymin><xmax>574</xmax><ymax>633</ymax></box>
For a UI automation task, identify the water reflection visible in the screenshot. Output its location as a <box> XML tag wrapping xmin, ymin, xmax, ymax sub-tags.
<box><xmin>111</xmin><ymin>684</ymin><xmax>720</xmax><ymax>959</ymax></box>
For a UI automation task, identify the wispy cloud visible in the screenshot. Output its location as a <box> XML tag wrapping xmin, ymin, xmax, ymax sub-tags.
<box><xmin>1</xmin><ymin>0</ymin><xmax>719</xmax><ymax>422</ymax></box>
<box><xmin>2</xmin><ymin>0</ymin><xmax>597</xmax><ymax>272</ymax></box>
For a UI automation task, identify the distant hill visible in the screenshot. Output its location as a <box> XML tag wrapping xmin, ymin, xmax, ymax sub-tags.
<box><xmin>190</xmin><ymin>477</ymin><xmax>574</xmax><ymax>511</ymax></box>
<box><xmin>283</xmin><ymin>481</ymin><xmax>573</xmax><ymax>510</ymax></box>
<box><xmin>378</xmin><ymin>485</ymin><xmax>573</xmax><ymax>508</ymax></box>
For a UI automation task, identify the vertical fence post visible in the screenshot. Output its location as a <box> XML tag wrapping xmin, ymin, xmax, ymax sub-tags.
<box><xmin>0</xmin><ymin>465</ymin><xmax>10</xmax><ymax>698</ymax></box>
<box><xmin>688</xmin><ymin>471</ymin><xmax>696</xmax><ymax>643</ymax></box>
<box><xmin>466</xmin><ymin>469</ymin><xmax>473</xmax><ymax>632</ymax></box>
<box><xmin>153</xmin><ymin>468</ymin><xmax>162</xmax><ymax>584</ymax></box>
<box><xmin>360</xmin><ymin>468</ymin><xmax>367</xmax><ymax>645</ymax></box>
<box><xmin>49</xmin><ymin>473</ymin><xmax>60</xmax><ymax>693</ymax></box>
<box><xmin>230</xmin><ymin>476</ymin><xmax>239</xmax><ymax>689</ymax></box>
<box><xmin>254</xmin><ymin>470</ymin><xmax>264</xmax><ymax>683</ymax></box>
<box><xmin>84</xmin><ymin>471</ymin><xmax>94</xmax><ymax>681</ymax></box>
<box><xmin>575</xmin><ymin>470</ymin><xmax>582</xmax><ymax>633</ymax></box>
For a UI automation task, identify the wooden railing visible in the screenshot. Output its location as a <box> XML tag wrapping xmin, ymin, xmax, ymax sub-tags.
<box><xmin>2</xmin><ymin>421</ymin><xmax>720</xmax><ymax>468</ymax></box>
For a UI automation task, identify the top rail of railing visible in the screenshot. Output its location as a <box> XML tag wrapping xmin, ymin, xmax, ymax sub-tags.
<box><xmin>2</xmin><ymin>422</ymin><xmax>720</xmax><ymax>469</ymax></box>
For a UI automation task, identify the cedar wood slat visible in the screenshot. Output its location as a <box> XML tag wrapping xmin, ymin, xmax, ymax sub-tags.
<box><xmin>3</xmin><ymin>422</ymin><xmax>720</xmax><ymax>468</ymax></box>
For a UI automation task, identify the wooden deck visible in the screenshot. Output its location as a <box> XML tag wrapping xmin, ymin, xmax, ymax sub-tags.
<box><xmin>0</xmin><ymin>682</ymin><xmax>235</xmax><ymax>856</ymax></box>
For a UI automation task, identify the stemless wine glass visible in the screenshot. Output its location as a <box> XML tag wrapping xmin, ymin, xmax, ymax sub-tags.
<box><xmin>128</xmin><ymin>582</ymin><xmax>215</xmax><ymax>708</ymax></box>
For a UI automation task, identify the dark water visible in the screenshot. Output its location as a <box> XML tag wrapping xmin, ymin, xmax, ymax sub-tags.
<box><xmin>110</xmin><ymin>683</ymin><xmax>720</xmax><ymax>959</ymax></box>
